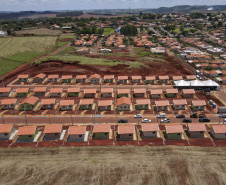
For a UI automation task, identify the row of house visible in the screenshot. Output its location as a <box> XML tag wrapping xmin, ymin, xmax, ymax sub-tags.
<box><xmin>1</xmin><ymin>124</ymin><xmax>226</xmax><ymax>142</ymax></box>
<box><xmin>17</xmin><ymin>73</ymin><xmax>198</xmax><ymax>84</ymax></box>
<box><xmin>133</xmin><ymin>36</ymin><xmax>156</xmax><ymax>48</ymax></box>
<box><xmin>75</xmin><ymin>34</ymin><xmax>98</xmax><ymax>47</ymax></box>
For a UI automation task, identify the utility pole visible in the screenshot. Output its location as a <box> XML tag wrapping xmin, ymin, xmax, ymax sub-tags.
<box><xmin>24</xmin><ymin>105</ymin><xmax>28</xmax><ymax>125</ymax></box>
<box><xmin>71</xmin><ymin>114</ymin><xmax>73</xmax><ymax>125</ymax></box>
<box><xmin>2</xmin><ymin>115</ymin><xmax>4</xmax><ymax>124</ymax></box>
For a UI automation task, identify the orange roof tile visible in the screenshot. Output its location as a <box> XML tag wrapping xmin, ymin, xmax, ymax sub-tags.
<box><xmin>101</xmin><ymin>88</ymin><xmax>113</xmax><ymax>93</ymax></box>
<box><xmin>68</xmin><ymin>126</ymin><xmax>86</xmax><ymax>135</ymax></box>
<box><xmin>211</xmin><ymin>125</ymin><xmax>226</xmax><ymax>134</ymax></box>
<box><xmin>0</xmin><ymin>87</ymin><xmax>11</xmax><ymax>93</ymax></box>
<box><xmin>84</xmin><ymin>88</ymin><xmax>96</xmax><ymax>94</ymax></box>
<box><xmin>136</xmin><ymin>99</ymin><xmax>150</xmax><ymax>105</ymax></box>
<box><xmin>173</xmin><ymin>99</ymin><xmax>187</xmax><ymax>105</ymax></box>
<box><xmin>132</xmin><ymin>76</ymin><xmax>142</xmax><ymax>80</ymax></box>
<box><xmin>16</xmin><ymin>88</ymin><xmax>29</xmax><ymax>93</ymax></box>
<box><xmin>1</xmin><ymin>99</ymin><xmax>17</xmax><ymax>105</ymax></box>
<box><xmin>76</xmin><ymin>75</ymin><xmax>87</xmax><ymax>79</ymax></box>
<box><xmin>166</xmin><ymin>89</ymin><xmax>178</xmax><ymax>94</ymax></box>
<box><xmin>18</xmin><ymin>74</ymin><xmax>29</xmax><ymax>79</ymax></box>
<box><xmin>186</xmin><ymin>75</ymin><xmax>196</xmax><ymax>79</ymax></box>
<box><xmin>150</xmin><ymin>89</ymin><xmax>162</xmax><ymax>95</ymax></box>
<box><xmin>104</xmin><ymin>75</ymin><xmax>114</xmax><ymax>79</ymax></box>
<box><xmin>155</xmin><ymin>100</ymin><xmax>169</xmax><ymax>106</ymax></box>
<box><xmin>159</xmin><ymin>76</ymin><xmax>169</xmax><ymax>80</ymax></box>
<box><xmin>34</xmin><ymin>73</ymin><xmax>46</xmax><ymax>79</ymax></box>
<box><xmin>142</xmin><ymin>123</ymin><xmax>159</xmax><ymax>132</ymax></box>
<box><xmin>134</xmin><ymin>88</ymin><xmax>146</xmax><ymax>94</ymax></box>
<box><xmin>172</xmin><ymin>76</ymin><xmax>183</xmax><ymax>80</ymax></box>
<box><xmin>60</xmin><ymin>100</ymin><xmax>74</xmax><ymax>106</ymax></box>
<box><xmin>166</xmin><ymin>124</ymin><xmax>184</xmax><ymax>134</ymax></box>
<box><xmin>118</xmin><ymin>125</ymin><xmax>135</xmax><ymax>134</ymax></box>
<box><xmin>182</xmin><ymin>89</ymin><xmax>195</xmax><ymax>94</ymax></box>
<box><xmin>0</xmin><ymin>124</ymin><xmax>14</xmax><ymax>133</ymax></box>
<box><xmin>93</xmin><ymin>124</ymin><xmax>111</xmax><ymax>133</ymax></box>
<box><xmin>118</xmin><ymin>76</ymin><xmax>128</xmax><ymax>80</ymax></box>
<box><xmin>17</xmin><ymin>126</ymin><xmax>37</xmax><ymax>136</ymax></box>
<box><xmin>145</xmin><ymin>76</ymin><xmax>155</xmax><ymax>80</ymax></box>
<box><xmin>50</xmin><ymin>88</ymin><xmax>63</xmax><ymax>94</ymax></box>
<box><xmin>89</xmin><ymin>74</ymin><xmax>101</xmax><ymax>79</ymax></box>
<box><xmin>192</xmin><ymin>100</ymin><xmax>206</xmax><ymax>106</ymax></box>
<box><xmin>98</xmin><ymin>100</ymin><xmax>112</xmax><ymax>107</ymax></box>
<box><xmin>34</xmin><ymin>87</ymin><xmax>47</xmax><ymax>92</ymax></box>
<box><xmin>68</xmin><ymin>88</ymin><xmax>80</xmax><ymax>93</ymax></box>
<box><xmin>48</xmin><ymin>74</ymin><xmax>59</xmax><ymax>79</ymax></box>
<box><xmin>188</xmin><ymin>123</ymin><xmax>206</xmax><ymax>132</ymax></box>
<box><xmin>116</xmin><ymin>97</ymin><xmax>131</xmax><ymax>106</ymax></box>
<box><xmin>118</xmin><ymin>89</ymin><xmax>130</xmax><ymax>94</ymax></box>
<box><xmin>21</xmin><ymin>96</ymin><xmax>39</xmax><ymax>105</ymax></box>
<box><xmin>61</xmin><ymin>75</ymin><xmax>72</xmax><ymax>79</ymax></box>
<box><xmin>41</xmin><ymin>99</ymin><xmax>56</xmax><ymax>105</ymax></box>
<box><xmin>44</xmin><ymin>124</ymin><xmax>62</xmax><ymax>134</ymax></box>
<box><xmin>80</xmin><ymin>99</ymin><xmax>94</xmax><ymax>105</ymax></box>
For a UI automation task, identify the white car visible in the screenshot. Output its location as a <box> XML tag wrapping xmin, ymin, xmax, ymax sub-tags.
<box><xmin>223</xmin><ymin>119</ymin><xmax>226</xmax><ymax>124</ymax></box>
<box><xmin>134</xmin><ymin>114</ymin><xmax>142</xmax><ymax>118</ymax></box>
<box><xmin>142</xmin><ymin>119</ymin><xmax>151</xmax><ymax>123</ymax></box>
<box><xmin>157</xmin><ymin>113</ymin><xmax>166</xmax><ymax>118</ymax></box>
<box><xmin>160</xmin><ymin>118</ymin><xmax>170</xmax><ymax>123</ymax></box>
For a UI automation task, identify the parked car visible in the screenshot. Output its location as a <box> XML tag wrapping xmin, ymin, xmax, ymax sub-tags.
<box><xmin>223</xmin><ymin>119</ymin><xmax>226</xmax><ymax>124</ymax></box>
<box><xmin>183</xmin><ymin>118</ymin><xmax>192</xmax><ymax>123</ymax></box>
<box><xmin>134</xmin><ymin>114</ymin><xmax>142</xmax><ymax>118</ymax></box>
<box><xmin>118</xmin><ymin>119</ymin><xmax>128</xmax><ymax>123</ymax></box>
<box><xmin>142</xmin><ymin>119</ymin><xmax>151</xmax><ymax>123</ymax></box>
<box><xmin>190</xmin><ymin>112</ymin><xmax>198</xmax><ymax>118</ymax></box>
<box><xmin>157</xmin><ymin>113</ymin><xmax>166</xmax><ymax>118</ymax></box>
<box><xmin>219</xmin><ymin>114</ymin><xmax>226</xmax><ymax>118</ymax></box>
<box><xmin>199</xmin><ymin>117</ymin><xmax>210</xmax><ymax>122</ymax></box>
<box><xmin>176</xmin><ymin>114</ymin><xmax>185</xmax><ymax>118</ymax></box>
<box><xmin>199</xmin><ymin>113</ymin><xmax>206</xmax><ymax>118</ymax></box>
<box><xmin>160</xmin><ymin>119</ymin><xmax>170</xmax><ymax>123</ymax></box>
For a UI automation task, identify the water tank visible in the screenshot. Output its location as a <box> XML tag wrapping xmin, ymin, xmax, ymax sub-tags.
<box><xmin>212</xmin><ymin>104</ymin><xmax>216</xmax><ymax>108</ymax></box>
<box><xmin>209</xmin><ymin>100</ymin><xmax>213</xmax><ymax>105</ymax></box>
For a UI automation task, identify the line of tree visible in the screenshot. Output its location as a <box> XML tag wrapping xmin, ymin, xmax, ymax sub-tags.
<box><xmin>120</xmin><ymin>25</ymin><xmax>138</xmax><ymax>35</ymax></box>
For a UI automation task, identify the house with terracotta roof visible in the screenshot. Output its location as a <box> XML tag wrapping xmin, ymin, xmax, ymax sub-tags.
<box><xmin>67</xmin><ymin>125</ymin><xmax>87</xmax><ymax>142</ymax></box>
<box><xmin>101</xmin><ymin>88</ymin><xmax>113</xmax><ymax>98</ymax></box>
<box><xmin>98</xmin><ymin>100</ymin><xmax>113</xmax><ymax>111</ymax></box>
<box><xmin>18</xmin><ymin>74</ymin><xmax>30</xmax><ymax>82</ymax></box>
<box><xmin>43</xmin><ymin>124</ymin><xmax>63</xmax><ymax>140</ymax></box>
<box><xmin>135</xmin><ymin>99</ymin><xmax>150</xmax><ymax>110</ymax></box>
<box><xmin>150</xmin><ymin>89</ymin><xmax>162</xmax><ymax>99</ymax></box>
<box><xmin>210</xmin><ymin>125</ymin><xmax>226</xmax><ymax>139</ymax></box>
<box><xmin>61</xmin><ymin>75</ymin><xmax>73</xmax><ymax>83</ymax></box>
<box><xmin>131</xmin><ymin>76</ymin><xmax>142</xmax><ymax>83</ymax></box>
<box><xmin>17</xmin><ymin>126</ymin><xmax>38</xmax><ymax>142</ymax></box>
<box><xmin>33</xmin><ymin>87</ymin><xmax>47</xmax><ymax>97</ymax></box>
<box><xmin>16</xmin><ymin>88</ymin><xmax>30</xmax><ymax>98</ymax></box>
<box><xmin>141</xmin><ymin>123</ymin><xmax>159</xmax><ymax>138</ymax></box>
<box><xmin>165</xmin><ymin>88</ymin><xmax>178</xmax><ymax>98</ymax></box>
<box><xmin>182</xmin><ymin>89</ymin><xmax>195</xmax><ymax>98</ymax></box>
<box><xmin>134</xmin><ymin>88</ymin><xmax>146</xmax><ymax>98</ymax></box>
<box><xmin>118</xmin><ymin>76</ymin><xmax>128</xmax><ymax>84</ymax></box>
<box><xmin>77</xmin><ymin>48</ymin><xmax>90</xmax><ymax>54</ymax></box>
<box><xmin>32</xmin><ymin>73</ymin><xmax>46</xmax><ymax>83</ymax></box>
<box><xmin>145</xmin><ymin>76</ymin><xmax>155</xmax><ymax>84</ymax></box>
<box><xmin>159</xmin><ymin>76</ymin><xmax>169</xmax><ymax>83</ymax></box>
<box><xmin>187</xmin><ymin>123</ymin><xmax>206</xmax><ymax>138</ymax></box>
<box><xmin>117</xmin><ymin>125</ymin><xmax>135</xmax><ymax>141</ymax></box>
<box><xmin>155</xmin><ymin>100</ymin><xmax>169</xmax><ymax>111</ymax></box>
<box><xmin>76</xmin><ymin>75</ymin><xmax>87</xmax><ymax>83</ymax></box>
<box><xmin>117</xmin><ymin>89</ymin><xmax>130</xmax><ymax>98</ymax></box>
<box><xmin>116</xmin><ymin>97</ymin><xmax>131</xmax><ymax>111</ymax></box>
<box><xmin>186</xmin><ymin>75</ymin><xmax>196</xmax><ymax>80</ymax></box>
<box><xmin>48</xmin><ymin>74</ymin><xmax>59</xmax><ymax>82</ymax></box>
<box><xmin>0</xmin><ymin>87</ymin><xmax>12</xmax><ymax>97</ymax></box>
<box><xmin>41</xmin><ymin>99</ymin><xmax>56</xmax><ymax>109</ymax></box>
<box><xmin>191</xmin><ymin>100</ymin><xmax>206</xmax><ymax>111</ymax></box>
<box><xmin>20</xmin><ymin>96</ymin><xmax>39</xmax><ymax>111</ymax></box>
<box><xmin>60</xmin><ymin>100</ymin><xmax>74</xmax><ymax>111</ymax></box>
<box><xmin>67</xmin><ymin>88</ymin><xmax>80</xmax><ymax>97</ymax></box>
<box><xmin>172</xmin><ymin>76</ymin><xmax>183</xmax><ymax>81</ymax></box>
<box><xmin>1</xmin><ymin>99</ymin><xmax>19</xmax><ymax>110</ymax></box>
<box><xmin>165</xmin><ymin>124</ymin><xmax>184</xmax><ymax>139</ymax></box>
<box><xmin>50</xmin><ymin>88</ymin><xmax>63</xmax><ymax>97</ymax></box>
<box><xmin>84</xmin><ymin>88</ymin><xmax>96</xmax><ymax>98</ymax></box>
<box><xmin>89</xmin><ymin>74</ymin><xmax>101</xmax><ymax>83</ymax></box>
<box><xmin>92</xmin><ymin>124</ymin><xmax>111</xmax><ymax>140</ymax></box>
<box><xmin>79</xmin><ymin>99</ymin><xmax>94</xmax><ymax>110</ymax></box>
<box><xmin>173</xmin><ymin>99</ymin><xmax>187</xmax><ymax>110</ymax></box>
<box><xmin>103</xmin><ymin>75</ymin><xmax>114</xmax><ymax>83</ymax></box>
<box><xmin>0</xmin><ymin>124</ymin><xmax>16</xmax><ymax>140</ymax></box>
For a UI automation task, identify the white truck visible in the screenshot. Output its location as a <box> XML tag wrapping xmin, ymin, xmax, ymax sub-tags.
<box><xmin>218</xmin><ymin>107</ymin><xmax>226</xmax><ymax>114</ymax></box>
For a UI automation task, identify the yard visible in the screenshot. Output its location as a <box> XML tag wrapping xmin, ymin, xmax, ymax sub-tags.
<box><xmin>15</xmin><ymin>28</ymin><xmax>62</xmax><ymax>36</ymax></box>
<box><xmin>0</xmin><ymin>146</ymin><xmax>225</xmax><ymax>184</ymax></box>
<box><xmin>0</xmin><ymin>36</ymin><xmax>57</xmax><ymax>76</ymax></box>
<box><xmin>103</xmin><ymin>28</ymin><xmax>114</xmax><ymax>35</ymax></box>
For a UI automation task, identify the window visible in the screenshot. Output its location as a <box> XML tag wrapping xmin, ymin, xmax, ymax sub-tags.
<box><xmin>23</xmin><ymin>93</ymin><xmax>26</xmax><ymax>95</ymax></box>
<box><xmin>153</xmin><ymin>132</ymin><xmax>156</xmax><ymax>134</ymax></box>
<box><xmin>124</xmin><ymin>106</ymin><xmax>127</xmax><ymax>108</ymax></box>
<box><xmin>55</xmin><ymin>133</ymin><xmax>58</xmax><ymax>136</ymax></box>
<box><xmin>79</xmin><ymin>135</ymin><xmax>82</xmax><ymax>137</ymax></box>
<box><xmin>63</xmin><ymin>106</ymin><xmax>65</xmax><ymax>108</ymax></box>
<box><xmin>177</xmin><ymin>133</ymin><xmax>180</xmax><ymax>136</ymax></box>
<box><xmin>129</xmin><ymin>134</ymin><xmax>132</xmax><ymax>136</ymax></box>
<box><xmin>29</xmin><ymin>135</ymin><xmax>32</xmax><ymax>137</ymax></box>
<box><xmin>58</xmin><ymin>93</ymin><xmax>60</xmax><ymax>95</ymax></box>
<box><xmin>4</xmin><ymin>133</ymin><xmax>8</xmax><ymax>136</ymax></box>
<box><xmin>0</xmin><ymin>92</ymin><xmax>2</xmax><ymax>95</ymax></box>
<box><xmin>105</xmin><ymin>133</ymin><xmax>108</xmax><ymax>135</ymax></box>
<box><xmin>4</xmin><ymin>105</ymin><xmax>7</xmax><ymax>107</ymax></box>
<box><xmin>200</xmin><ymin>131</ymin><xmax>203</xmax><ymax>134</ymax></box>
<box><xmin>120</xmin><ymin>106</ymin><xmax>123</xmax><ymax>108</ymax></box>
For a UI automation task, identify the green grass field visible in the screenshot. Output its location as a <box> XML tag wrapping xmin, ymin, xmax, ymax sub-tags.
<box><xmin>103</xmin><ymin>28</ymin><xmax>114</xmax><ymax>35</ymax></box>
<box><xmin>57</xmin><ymin>33</ymin><xmax>75</xmax><ymax>47</ymax></box>
<box><xmin>0</xmin><ymin>36</ymin><xmax>57</xmax><ymax>76</ymax></box>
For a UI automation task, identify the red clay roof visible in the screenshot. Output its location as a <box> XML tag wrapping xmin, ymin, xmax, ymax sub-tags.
<box><xmin>166</xmin><ymin>89</ymin><xmax>178</xmax><ymax>94</ymax></box>
<box><xmin>186</xmin><ymin>75</ymin><xmax>196</xmax><ymax>79</ymax></box>
<box><xmin>104</xmin><ymin>75</ymin><xmax>114</xmax><ymax>79</ymax></box>
<box><xmin>68</xmin><ymin>88</ymin><xmax>80</xmax><ymax>93</ymax></box>
<box><xmin>118</xmin><ymin>89</ymin><xmax>130</xmax><ymax>94</ymax></box>
<box><xmin>132</xmin><ymin>76</ymin><xmax>142</xmax><ymax>80</ymax></box>
<box><xmin>116</xmin><ymin>97</ymin><xmax>131</xmax><ymax>106</ymax></box>
<box><xmin>211</xmin><ymin>125</ymin><xmax>226</xmax><ymax>134</ymax></box>
<box><xmin>76</xmin><ymin>75</ymin><xmax>87</xmax><ymax>79</ymax></box>
<box><xmin>84</xmin><ymin>88</ymin><xmax>97</xmax><ymax>94</ymax></box>
<box><xmin>142</xmin><ymin>123</ymin><xmax>159</xmax><ymax>132</ymax></box>
<box><xmin>134</xmin><ymin>88</ymin><xmax>146</xmax><ymax>94</ymax></box>
<box><xmin>48</xmin><ymin>74</ymin><xmax>59</xmax><ymax>79</ymax></box>
<box><xmin>146</xmin><ymin>76</ymin><xmax>155</xmax><ymax>80</ymax></box>
<box><xmin>21</xmin><ymin>96</ymin><xmax>39</xmax><ymax>105</ymax></box>
<box><xmin>188</xmin><ymin>123</ymin><xmax>206</xmax><ymax>132</ymax></box>
<box><xmin>118</xmin><ymin>76</ymin><xmax>128</xmax><ymax>80</ymax></box>
<box><xmin>68</xmin><ymin>126</ymin><xmax>86</xmax><ymax>135</ymax></box>
<box><xmin>1</xmin><ymin>99</ymin><xmax>17</xmax><ymax>105</ymax></box>
<box><xmin>80</xmin><ymin>99</ymin><xmax>94</xmax><ymax>105</ymax></box>
<box><xmin>182</xmin><ymin>89</ymin><xmax>195</xmax><ymax>94</ymax></box>
<box><xmin>172</xmin><ymin>76</ymin><xmax>183</xmax><ymax>80</ymax></box>
<box><xmin>41</xmin><ymin>99</ymin><xmax>56</xmax><ymax>105</ymax></box>
<box><xmin>34</xmin><ymin>87</ymin><xmax>47</xmax><ymax>92</ymax></box>
<box><xmin>60</xmin><ymin>100</ymin><xmax>74</xmax><ymax>106</ymax></box>
<box><xmin>18</xmin><ymin>74</ymin><xmax>29</xmax><ymax>79</ymax></box>
<box><xmin>118</xmin><ymin>125</ymin><xmax>135</xmax><ymax>134</ymax></box>
<box><xmin>17</xmin><ymin>126</ymin><xmax>37</xmax><ymax>136</ymax></box>
<box><xmin>0</xmin><ymin>124</ymin><xmax>14</xmax><ymax>133</ymax></box>
<box><xmin>155</xmin><ymin>100</ymin><xmax>169</xmax><ymax>106</ymax></box>
<box><xmin>16</xmin><ymin>88</ymin><xmax>29</xmax><ymax>93</ymax></box>
<box><xmin>61</xmin><ymin>75</ymin><xmax>73</xmax><ymax>79</ymax></box>
<box><xmin>150</xmin><ymin>89</ymin><xmax>162</xmax><ymax>95</ymax></box>
<box><xmin>93</xmin><ymin>124</ymin><xmax>111</xmax><ymax>133</ymax></box>
<box><xmin>159</xmin><ymin>76</ymin><xmax>169</xmax><ymax>80</ymax></box>
<box><xmin>34</xmin><ymin>73</ymin><xmax>46</xmax><ymax>79</ymax></box>
<box><xmin>166</xmin><ymin>124</ymin><xmax>184</xmax><ymax>134</ymax></box>
<box><xmin>89</xmin><ymin>74</ymin><xmax>101</xmax><ymax>79</ymax></box>
<box><xmin>98</xmin><ymin>100</ymin><xmax>113</xmax><ymax>106</ymax></box>
<box><xmin>136</xmin><ymin>99</ymin><xmax>150</xmax><ymax>105</ymax></box>
<box><xmin>192</xmin><ymin>100</ymin><xmax>206</xmax><ymax>106</ymax></box>
<box><xmin>0</xmin><ymin>87</ymin><xmax>11</xmax><ymax>93</ymax></box>
<box><xmin>50</xmin><ymin>88</ymin><xmax>63</xmax><ymax>94</ymax></box>
<box><xmin>101</xmin><ymin>88</ymin><xmax>113</xmax><ymax>93</ymax></box>
<box><xmin>44</xmin><ymin>124</ymin><xmax>62</xmax><ymax>134</ymax></box>
<box><xmin>173</xmin><ymin>99</ymin><xmax>187</xmax><ymax>105</ymax></box>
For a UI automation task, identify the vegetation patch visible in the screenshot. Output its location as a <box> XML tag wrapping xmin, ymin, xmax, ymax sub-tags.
<box><xmin>103</xmin><ymin>28</ymin><xmax>114</xmax><ymax>35</ymax></box>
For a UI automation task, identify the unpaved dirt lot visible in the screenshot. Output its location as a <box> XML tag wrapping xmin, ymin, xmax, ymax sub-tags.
<box><xmin>0</xmin><ymin>146</ymin><xmax>225</xmax><ymax>185</ymax></box>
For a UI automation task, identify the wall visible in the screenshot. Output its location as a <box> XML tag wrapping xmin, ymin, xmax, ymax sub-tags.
<box><xmin>84</xmin><ymin>93</ymin><xmax>95</xmax><ymax>98</ymax></box>
<box><xmin>89</xmin><ymin>78</ymin><xmax>100</xmax><ymax>83</ymax></box>
<box><xmin>143</xmin><ymin>131</ymin><xmax>157</xmax><ymax>138</ymax></box>
<box><xmin>44</xmin><ymin>133</ymin><xmax>61</xmax><ymax>140</ymax></box>
<box><xmin>101</xmin><ymin>93</ymin><xmax>112</xmax><ymax>98</ymax></box>
<box><xmin>166</xmin><ymin>93</ymin><xmax>177</xmax><ymax>98</ymax></box>
<box><xmin>34</xmin><ymin>92</ymin><xmax>46</xmax><ymax>97</ymax></box>
<box><xmin>62</xmin><ymin>79</ymin><xmax>72</xmax><ymax>83</ymax></box>
<box><xmin>50</xmin><ymin>93</ymin><xmax>62</xmax><ymax>97</ymax></box>
<box><xmin>135</xmin><ymin>104</ymin><xmax>148</xmax><ymax>110</ymax></box>
<box><xmin>189</xmin><ymin>131</ymin><xmax>205</xmax><ymax>138</ymax></box>
<box><xmin>183</xmin><ymin>94</ymin><xmax>194</xmax><ymax>98</ymax></box>
<box><xmin>33</xmin><ymin>78</ymin><xmax>43</xmax><ymax>83</ymax></box>
<box><xmin>42</xmin><ymin>104</ymin><xmax>54</xmax><ymax>109</ymax></box>
<box><xmin>0</xmin><ymin>92</ymin><xmax>10</xmax><ymax>97</ymax></box>
<box><xmin>118</xmin><ymin>134</ymin><xmax>133</xmax><ymax>141</ymax></box>
<box><xmin>68</xmin><ymin>134</ymin><xmax>85</xmax><ymax>142</ymax></box>
<box><xmin>134</xmin><ymin>93</ymin><xmax>145</xmax><ymax>98</ymax></box>
<box><xmin>117</xmin><ymin>94</ymin><xmax>129</xmax><ymax>98</ymax></box>
<box><xmin>174</xmin><ymin>105</ymin><xmax>185</xmax><ymax>110</ymax></box>
<box><xmin>167</xmin><ymin>133</ymin><xmax>182</xmax><ymax>139</ymax></box>
<box><xmin>93</xmin><ymin>132</ymin><xmax>109</xmax><ymax>139</ymax></box>
<box><xmin>68</xmin><ymin>92</ymin><xmax>79</xmax><ymax>97</ymax></box>
<box><xmin>151</xmin><ymin>94</ymin><xmax>161</xmax><ymax>99</ymax></box>
<box><xmin>79</xmin><ymin>104</ymin><xmax>92</xmax><ymax>110</ymax></box>
<box><xmin>2</xmin><ymin>101</ymin><xmax>18</xmax><ymax>110</ymax></box>
<box><xmin>104</xmin><ymin>79</ymin><xmax>113</xmax><ymax>83</ymax></box>
<box><xmin>17</xmin><ymin>92</ymin><xmax>29</xmax><ymax>98</ymax></box>
<box><xmin>98</xmin><ymin>106</ymin><xmax>111</xmax><ymax>111</ymax></box>
<box><xmin>20</xmin><ymin>102</ymin><xmax>38</xmax><ymax>111</ymax></box>
<box><xmin>145</xmin><ymin>80</ymin><xmax>154</xmax><ymax>84</ymax></box>
<box><xmin>0</xmin><ymin>126</ymin><xmax>15</xmax><ymax>140</ymax></box>
<box><xmin>117</xmin><ymin>104</ymin><xmax>130</xmax><ymax>111</ymax></box>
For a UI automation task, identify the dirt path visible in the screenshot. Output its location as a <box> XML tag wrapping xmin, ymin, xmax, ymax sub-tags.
<box><xmin>92</xmin><ymin>38</ymin><xmax>103</xmax><ymax>54</ymax></box>
<box><xmin>50</xmin><ymin>42</ymin><xmax>71</xmax><ymax>56</ymax></box>
<box><xmin>128</xmin><ymin>45</ymin><xmax>136</xmax><ymax>57</ymax></box>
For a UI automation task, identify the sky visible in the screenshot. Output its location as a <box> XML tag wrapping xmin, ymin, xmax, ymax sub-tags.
<box><xmin>0</xmin><ymin>0</ymin><xmax>225</xmax><ymax>11</ymax></box>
